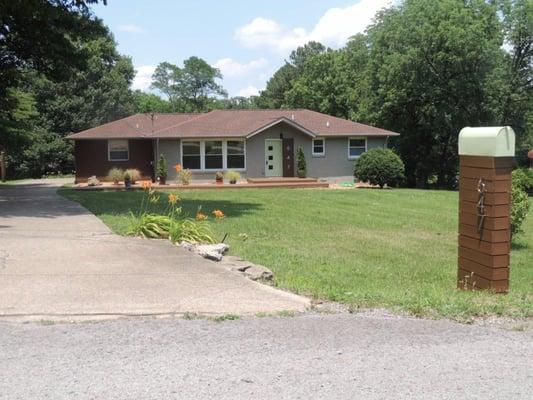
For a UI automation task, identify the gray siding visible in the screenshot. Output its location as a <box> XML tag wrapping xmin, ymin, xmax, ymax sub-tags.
<box><xmin>156</xmin><ymin>125</ymin><xmax>388</xmax><ymax>181</ymax></box>
<box><xmin>246</xmin><ymin>122</ymin><xmax>387</xmax><ymax>178</ymax></box>
<box><xmin>157</xmin><ymin>139</ymin><xmax>180</xmax><ymax>180</ymax></box>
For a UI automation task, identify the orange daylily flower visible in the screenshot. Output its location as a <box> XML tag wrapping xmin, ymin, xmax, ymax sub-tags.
<box><xmin>212</xmin><ymin>209</ymin><xmax>225</xmax><ymax>219</ymax></box>
<box><xmin>196</xmin><ymin>212</ymin><xmax>207</xmax><ymax>221</ymax></box>
<box><xmin>174</xmin><ymin>164</ymin><xmax>183</xmax><ymax>173</ymax></box>
<box><xmin>168</xmin><ymin>193</ymin><xmax>180</xmax><ymax>204</ymax></box>
<box><xmin>141</xmin><ymin>180</ymin><xmax>152</xmax><ymax>190</ymax></box>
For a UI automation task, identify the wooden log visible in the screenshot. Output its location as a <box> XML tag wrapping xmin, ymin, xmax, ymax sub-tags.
<box><xmin>459</xmin><ymin>224</ymin><xmax>510</xmax><ymax>243</ymax></box>
<box><xmin>458</xmin><ymin>257</ymin><xmax>509</xmax><ymax>280</ymax></box>
<box><xmin>458</xmin><ymin>247</ymin><xmax>509</xmax><ymax>268</ymax></box>
<box><xmin>459</xmin><ymin>178</ymin><xmax>511</xmax><ymax>193</ymax></box>
<box><xmin>459</xmin><ymin>166</ymin><xmax>511</xmax><ymax>180</ymax></box>
<box><xmin>459</xmin><ymin>212</ymin><xmax>510</xmax><ymax>231</ymax></box>
<box><xmin>459</xmin><ymin>190</ymin><xmax>510</xmax><ymax>205</ymax></box>
<box><xmin>458</xmin><ymin>235</ymin><xmax>510</xmax><ymax>255</ymax></box>
<box><xmin>457</xmin><ymin>268</ymin><xmax>508</xmax><ymax>293</ymax></box>
<box><xmin>460</xmin><ymin>201</ymin><xmax>510</xmax><ymax>218</ymax></box>
<box><xmin>459</xmin><ymin>156</ymin><xmax>515</xmax><ymax>169</ymax></box>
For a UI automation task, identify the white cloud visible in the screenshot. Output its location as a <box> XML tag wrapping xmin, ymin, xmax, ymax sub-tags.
<box><xmin>132</xmin><ymin>65</ymin><xmax>156</xmax><ymax>92</ymax></box>
<box><xmin>235</xmin><ymin>0</ymin><xmax>391</xmax><ymax>53</ymax></box>
<box><xmin>237</xmin><ymin>85</ymin><xmax>261</xmax><ymax>97</ymax></box>
<box><xmin>118</xmin><ymin>24</ymin><xmax>145</xmax><ymax>33</ymax></box>
<box><xmin>213</xmin><ymin>57</ymin><xmax>268</xmax><ymax>77</ymax></box>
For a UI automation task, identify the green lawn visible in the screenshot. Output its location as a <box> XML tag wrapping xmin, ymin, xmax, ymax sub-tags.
<box><xmin>59</xmin><ymin>187</ymin><xmax>533</xmax><ymax>321</ymax></box>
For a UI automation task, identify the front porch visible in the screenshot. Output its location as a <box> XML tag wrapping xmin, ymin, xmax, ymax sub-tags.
<box><xmin>74</xmin><ymin>177</ymin><xmax>330</xmax><ymax>190</ymax></box>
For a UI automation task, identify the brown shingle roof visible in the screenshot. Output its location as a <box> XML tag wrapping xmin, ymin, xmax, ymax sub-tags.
<box><xmin>67</xmin><ymin>109</ymin><xmax>399</xmax><ymax>139</ymax></box>
<box><xmin>67</xmin><ymin>113</ymin><xmax>200</xmax><ymax>139</ymax></box>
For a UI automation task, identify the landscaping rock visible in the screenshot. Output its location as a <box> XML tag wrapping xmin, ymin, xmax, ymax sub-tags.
<box><xmin>178</xmin><ymin>242</ymin><xmax>229</xmax><ymax>262</ymax></box>
<box><xmin>219</xmin><ymin>256</ymin><xmax>273</xmax><ymax>281</ymax></box>
<box><xmin>178</xmin><ymin>245</ymin><xmax>273</xmax><ymax>281</ymax></box>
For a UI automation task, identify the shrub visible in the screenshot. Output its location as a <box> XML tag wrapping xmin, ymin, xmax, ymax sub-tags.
<box><xmin>353</xmin><ymin>148</ymin><xmax>405</xmax><ymax>188</ymax></box>
<box><xmin>169</xmin><ymin>219</ymin><xmax>215</xmax><ymax>244</ymax></box>
<box><xmin>178</xmin><ymin>169</ymin><xmax>192</xmax><ymax>185</ymax></box>
<box><xmin>512</xmin><ymin>168</ymin><xmax>533</xmax><ymax>194</ymax></box>
<box><xmin>296</xmin><ymin>148</ymin><xmax>306</xmax><ymax>178</ymax></box>
<box><xmin>107</xmin><ymin>167</ymin><xmax>123</xmax><ymax>184</ymax></box>
<box><xmin>215</xmin><ymin>171</ymin><xmax>224</xmax><ymax>182</ymax></box>
<box><xmin>511</xmin><ymin>183</ymin><xmax>530</xmax><ymax>237</ymax></box>
<box><xmin>125</xmin><ymin>168</ymin><xmax>141</xmax><ymax>183</ymax></box>
<box><xmin>156</xmin><ymin>154</ymin><xmax>167</xmax><ymax>179</ymax></box>
<box><xmin>225</xmin><ymin>170</ymin><xmax>241</xmax><ymax>183</ymax></box>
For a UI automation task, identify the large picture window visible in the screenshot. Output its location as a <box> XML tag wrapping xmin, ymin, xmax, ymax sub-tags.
<box><xmin>182</xmin><ymin>141</ymin><xmax>201</xmax><ymax>170</ymax></box>
<box><xmin>181</xmin><ymin>140</ymin><xmax>246</xmax><ymax>171</ymax></box>
<box><xmin>205</xmin><ymin>141</ymin><xmax>223</xmax><ymax>169</ymax></box>
<box><xmin>348</xmin><ymin>138</ymin><xmax>367</xmax><ymax>159</ymax></box>
<box><xmin>227</xmin><ymin>141</ymin><xmax>245</xmax><ymax>169</ymax></box>
<box><xmin>108</xmin><ymin>140</ymin><xmax>129</xmax><ymax>161</ymax></box>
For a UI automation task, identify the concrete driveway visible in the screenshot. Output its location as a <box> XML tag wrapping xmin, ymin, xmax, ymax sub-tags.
<box><xmin>0</xmin><ymin>180</ymin><xmax>308</xmax><ymax>320</ymax></box>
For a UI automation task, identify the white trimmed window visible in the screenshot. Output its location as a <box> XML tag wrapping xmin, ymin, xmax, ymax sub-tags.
<box><xmin>108</xmin><ymin>139</ymin><xmax>129</xmax><ymax>161</ymax></box>
<box><xmin>227</xmin><ymin>140</ymin><xmax>245</xmax><ymax>169</ymax></box>
<box><xmin>181</xmin><ymin>140</ymin><xmax>246</xmax><ymax>171</ymax></box>
<box><xmin>312</xmin><ymin>138</ymin><xmax>325</xmax><ymax>156</ymax></box>
<box><xmin>348</xmin><ymin>137</ymin><xmax>367</xmax><ymax>159</ymax></box>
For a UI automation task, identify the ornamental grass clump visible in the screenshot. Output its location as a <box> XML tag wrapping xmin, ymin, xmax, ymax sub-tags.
<box><xmin>125</xmin><ymin>168</ymin><xmax>141</xmax><ymax>184</ymax></box>
<box><xmin>107</xmin><ymin>167</ymin><xmax>124</xmax><ymax>185</ymax></box>
<box><xmin>126</xmin><ymin>184</ymin><xmax>218</xmax><ymax>244</ymax></box>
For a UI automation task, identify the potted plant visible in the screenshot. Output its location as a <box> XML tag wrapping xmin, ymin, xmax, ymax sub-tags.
<box><xmin>225</xmin><ymin>170</ymin><xmax>241</xmax><ymax>184</ymax></box>
<box><xmin>125</xmin><ymin>168</ymin><xmax>141</xmax><ymax>184</ymax></box>
<box><xmin>107</xmin><ymin>167</ymin><xmax>123</xmax><ymax>185</ymax></box>
<box><xmin>215</xmin><ymin>171</ymin><xmax>224</xmax><ymax>185</ymax></box>
<box><xmin>296</xmin><ymin>148</ymin><xmax>306</xmax><ymax>178</ymax></box>
<box><xmin>123</xmin><ymin>171</ymin><xmax>132</xmax><ymax>189</ymax></box>
<box><xmin>156</xmin><ymin>154</ymin><xmax>168</xmax><ymax>185</ymax></box>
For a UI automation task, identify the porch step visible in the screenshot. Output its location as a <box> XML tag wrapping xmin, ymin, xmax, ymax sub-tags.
<box><xmin>247</xmin><ymin>177</ymin><xmax>319</xmax><ymax>184</ymax></box>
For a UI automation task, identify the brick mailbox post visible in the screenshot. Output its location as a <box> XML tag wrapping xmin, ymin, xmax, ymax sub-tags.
<box><xmin>457</xmin><ymin>126</ymin><xmax>515</xmax><ymax>293</ymax></box>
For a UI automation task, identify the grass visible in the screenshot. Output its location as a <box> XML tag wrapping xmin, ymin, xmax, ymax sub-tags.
<box><xmin>59</xmin><ymin>187</ymin><xmax>533</xmax><ymax>321</ymax></box>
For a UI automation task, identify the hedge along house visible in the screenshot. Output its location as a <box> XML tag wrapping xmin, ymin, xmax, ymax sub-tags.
<box><xmin>67</xmin><ymin>109</ymin><xmax>399</xmax><ymax>183</ymax></box>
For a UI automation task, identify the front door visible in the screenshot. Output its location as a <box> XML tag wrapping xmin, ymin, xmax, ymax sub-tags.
<box><xmin>265</xmin><ymin>139</ymin><xmax>282</xmax><ymax>177</ymax></box>
<box><xmin>282</xmin><ymin>138</ymin><xmax>294</xmax><ymax>177</ymax></box>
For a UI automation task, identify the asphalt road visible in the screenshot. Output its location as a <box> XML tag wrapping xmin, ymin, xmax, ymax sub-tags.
<box><xmin>1</xmin><ymin>313</ymin><xmax>532</xmax><ymax>400</ymax></box>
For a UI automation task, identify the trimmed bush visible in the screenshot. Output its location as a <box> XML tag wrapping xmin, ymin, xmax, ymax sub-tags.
<box><xmin>353</xmin><ymin>148</ymin><xmax>405</xmax><ymax>188</ymax></box>
<box><xmin>296</xmin><ymin>148</ymin><xmax>306</xmax><ymax>178</ymax></box>
<box><xmin>512</xmin><ymin>168</ymin><xmax>533</xmax><ymax>194</ymax></box>
<box><xmin>511</xmin><ymin>183</ymin><xmax>530</xmax><ymax>237</ymax></box>
<box><xmin>156</xmin><ymin>154</ymin><xmax>168</xmax><ymax>179</ymax></box>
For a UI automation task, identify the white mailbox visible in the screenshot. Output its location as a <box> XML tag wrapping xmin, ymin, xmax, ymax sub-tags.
<box><xmin>458</xmin><ymin>126</ymin><xmax>515</xmax><ymax>157</ymax></box>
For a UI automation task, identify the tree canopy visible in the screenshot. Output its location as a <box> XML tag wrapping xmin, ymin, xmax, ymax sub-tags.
<box><xmin>151</xmin><ymin>57</ymin><xmax>227</xmax><ymax>112</ymax></box>
<box><xmin>257</xmin><ymin>0</ymin><xmax>532</xmax><ymax>187</ymax></box>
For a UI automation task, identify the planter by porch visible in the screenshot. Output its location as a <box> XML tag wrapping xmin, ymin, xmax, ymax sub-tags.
<box><xmin>159</xmin><ymin>176</ymin><xmax>167</xmax><ymax>185</ymax></box>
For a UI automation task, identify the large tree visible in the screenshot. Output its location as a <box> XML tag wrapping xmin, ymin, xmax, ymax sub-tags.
<box><xmin>364</xmin><ymin>0</ymin><xmax>505</xmax><ymax>187</ymax></box>
<box><xmin>492</xmin><ymin>0</ymin><xmax>533</xmax><ymax>166</ymax></box>
<box><xmin>256</xmin><ymin>41</ymin><xmax>328</xmax><ymax>108</ymax></box>
<box><xmin>27</xmin><ymin>27</ymin><xmax>135</xmax><ymax>135</ymax></box>
<box><xmin>0</xmin><ymin>0</ymin><xmax>106</xmax><ymax>114</ymax></box>
<box><xmin>151</xmin><ymin>57</ymin><xmax>227</xmax><ymax>112</ymax></box>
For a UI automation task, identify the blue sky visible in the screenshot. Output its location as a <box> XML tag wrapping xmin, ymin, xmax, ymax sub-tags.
<box><xmin>92</xmin><ymin>0</ymin><xmax>391</xmax><ymax>97</ymax></box>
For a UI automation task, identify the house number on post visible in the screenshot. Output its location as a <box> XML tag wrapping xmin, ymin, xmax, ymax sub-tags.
<box><xmin>457</xmin><ymin>127</ymin><xmax>515</xmax><ymax>293</ymax></box>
